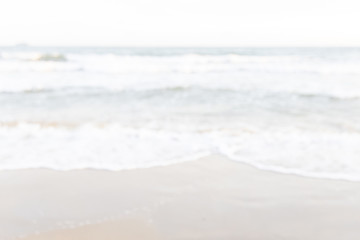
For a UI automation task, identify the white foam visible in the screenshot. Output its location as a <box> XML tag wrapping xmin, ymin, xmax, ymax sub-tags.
<box><xmin>1</xmin><ymin>123</ymin><xmax>360</xmax><ymax>182</ymax></box>
<box><xmin>217</xmin><ymin>131</ymin><xmax>360</xmax><ymax>181</ymax></box>
<box><xmin>0</xmin><ymin>123</ymin><xmax>212</xmax><ymax>170</ymax></box>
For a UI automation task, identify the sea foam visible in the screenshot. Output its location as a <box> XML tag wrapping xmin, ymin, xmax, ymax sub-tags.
<box><xmin>1</xmin><ymin>123</ymin><xmax>360</xmax><ymax>181</ymax></box>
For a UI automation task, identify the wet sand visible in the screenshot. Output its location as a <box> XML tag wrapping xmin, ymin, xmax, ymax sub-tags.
<box><xmin>1</xmin><ymin>155</ymin><xmax>360</xmax><ymax>240</ymax></box>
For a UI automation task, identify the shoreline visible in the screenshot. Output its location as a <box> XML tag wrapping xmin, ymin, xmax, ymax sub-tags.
<box><xmin>1</xmin><ymin>155</ymin><xmax>359</xmax><ymax>183</ymax></box>
<box><xmin>2</xmin><ymin>155</ymin><xmax>360</xmax><ymax>240</ymax></box>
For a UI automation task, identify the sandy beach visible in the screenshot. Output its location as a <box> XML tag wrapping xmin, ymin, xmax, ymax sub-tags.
<box><xmin>0</xmin><ymin>155</ymin><xmax>360</xmax><ymax>240</ymax></box>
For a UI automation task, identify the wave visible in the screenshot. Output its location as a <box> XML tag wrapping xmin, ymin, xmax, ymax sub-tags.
<box><xmin>1</xmin><ymin>52</ymin><xmax>359</xmax><ymax>75</ymax></box>
<box><xmin>0</xmin><ymin>122</ymin><xmax>212</xmax><ymax>171</ymax></box>
<box><xmin>221</xmin><ymin>132</ymin><xmax>360</xmax><ymax>182</ymax></box>
<box><xmin>1</xmin><ymin>122</ymin><xmax>360</xmax><ymax>182</ymax></box>
<box><xmin>0</xmin><ymin>85</ymin><xmax>359</xmax><ymax>104</ymax></box>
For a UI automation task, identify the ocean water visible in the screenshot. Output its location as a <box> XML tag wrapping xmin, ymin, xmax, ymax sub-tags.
<box><xmin>1</xmin><ymin>47</ymin><xmax>360</xmax><ymax>181</ymax></box>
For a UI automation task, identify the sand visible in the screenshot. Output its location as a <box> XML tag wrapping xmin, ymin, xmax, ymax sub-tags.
<box><xmin>1</xmin><ymin>155</ymin><xmax>360</xmax><ymax>240</ymax></box>
<box><xmin>22</xmin><ymin>219</ymin><xmax>160</xmax><ymax>240</ymax></box>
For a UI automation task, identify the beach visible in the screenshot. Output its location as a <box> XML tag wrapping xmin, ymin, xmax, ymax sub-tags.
<box><xmin>2</xmin><ymin>155</ymin><xmax>360</xmax><ymax>240</ymax></box>
<box><xmin>2</xmin><ymin>1</ymin><xmax>360</xmax><ymax>238</ymax></box>
<box><xmin>1</xmin><ymin>47</ymin><xmax>360</xmax><ymax>239</ymax></box>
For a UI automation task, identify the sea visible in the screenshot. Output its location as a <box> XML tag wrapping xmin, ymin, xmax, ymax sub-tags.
<box><xmin>1</xmin><ymin>46</ymin><xmax>360</xmax><ymax>181</ymax></box>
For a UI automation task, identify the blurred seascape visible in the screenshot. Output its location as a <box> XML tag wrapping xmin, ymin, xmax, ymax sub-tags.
<box><xmin>1</xmin><ymin>47</ymin><xmax>360</xmax><ymax>181</ymax></box>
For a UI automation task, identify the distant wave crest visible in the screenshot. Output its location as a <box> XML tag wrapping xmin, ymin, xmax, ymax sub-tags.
<box><xmin>32</xmin><ymin>53</ymin><xmax>67</xmax><ymax>62</ymax></box>
<box><xmin>1</xmin><ymin>52</ymin><xmax>360</xmax><ymax>75</ymax></box>
<box><xmin>1</xmin><ymin>85</ymin><xmax>360</xmax><ymax>102</ymax></box>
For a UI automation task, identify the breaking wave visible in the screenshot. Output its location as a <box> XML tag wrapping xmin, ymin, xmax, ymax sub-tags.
<box><xmin>0</xmin><ymin>122</ymin><xmax>360</xmax><ymax>182</ymax></box>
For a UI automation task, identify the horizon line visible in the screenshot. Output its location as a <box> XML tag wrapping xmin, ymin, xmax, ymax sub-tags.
<box><xmin>1</xmin><ymin>44</ymin><xmax>360</xmax><ymax>48</ymax></box>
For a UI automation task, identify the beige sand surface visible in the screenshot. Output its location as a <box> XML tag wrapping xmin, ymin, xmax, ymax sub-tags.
<box><xmin>1</xmin><ymin>155</ymin><xmax>360</xmax><ymax>240</ymax></box>
<box><xmin>22</xmin><ymin>219</ymin><xmax>160</xmax><ymax>240</ymax></box>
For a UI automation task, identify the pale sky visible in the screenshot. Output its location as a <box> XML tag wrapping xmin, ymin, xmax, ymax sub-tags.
<box><xmin>1</xmin><ymin>0</ymin><xmax>360</xmax><ymax>46</ymax></box>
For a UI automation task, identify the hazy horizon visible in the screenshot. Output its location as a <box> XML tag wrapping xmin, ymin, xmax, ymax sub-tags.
<box><xmin>1</xmin><ymin>0</ymin><xmax>360</xmax><ymax>47</ymax></box>
<box><xmin>2</xmin><ymin>44</ymin><xmax>360</xmax><ymax>48</ymax></box>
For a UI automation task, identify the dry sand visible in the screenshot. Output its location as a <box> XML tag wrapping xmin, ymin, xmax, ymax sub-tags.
<box><xmin>1</xmin><ymin>155</ymin><xmax>360</xmax><ymax>240</ymax></box>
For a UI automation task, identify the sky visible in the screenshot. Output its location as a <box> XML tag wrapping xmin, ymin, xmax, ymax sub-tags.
<box><xmin>0</xmin><ymin>0</ymin><xmax>360</xmax><ymax>46</ymax></box>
